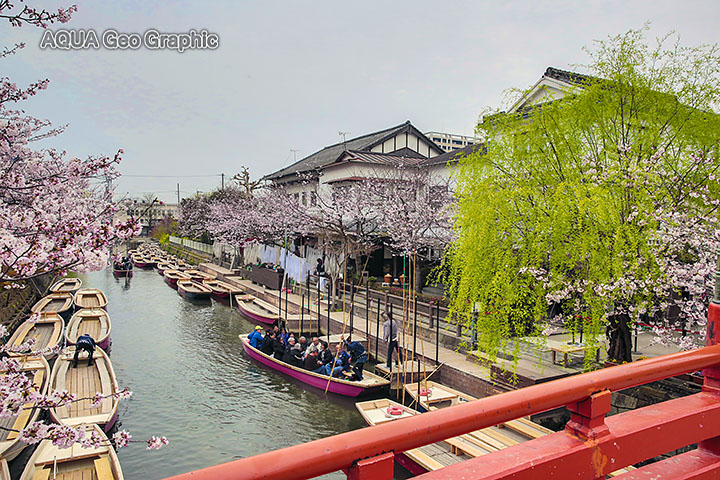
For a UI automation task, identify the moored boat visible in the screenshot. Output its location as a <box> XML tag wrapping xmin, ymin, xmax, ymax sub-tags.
<box><xmin>237</xmin><ymin>297</ymin><xmax>281</xmax><ymax>325</ymax></box>
<box><xmin>19</xmin><ymin>424</ymin><xmax>124</xmax><ymax>480</ymax></box>
<box><xmin>356</xmin><ymin>398</ymin><xmax>633</xmax><ymax>476</ymax></box>
<box><xmin>185</xmin><ymin>269</ymin><xmax>215</xmax><ymax>282</ymax></box>
<box><xmin>164</xmin><ymin>269</ymin><xmax>191</xmax><ymax>288</ymax></box>
<box><xmin>66</xmin><ymin>308</ymin><xmax>112</xmax><ymax>350</ymax></box>
<box><xmin>30</xmin><ymin>293</ymin><xmax>73</xmax><ymax>320</ymax></box>
<box><xmin>131</xmin><ymin>254</ymin><xmax>149</xmax><ymax>268</ymax></box>
<box><xmin>6</xmin><ymin>315</ymin><xmax>63</xmax><ymax>358</ymax></box>
<box><xmin>74</xmin><ymin>288</ymin><xmax>108</xmax><ymax>309</ymax></box>
<box><xmin>48</xmin><ymin>346</ymin><xmax>119</xmax><ymax>430</ymax></box>
<box><xmin>49</xmin><ymin>277</ymin><xmax>82</xmax><ymax>295</ymax></box>
<box><xmin>240</xmin><ymin>334</ymin><xmax>389</xmax><ymax>397</ymax></box>
<box><xmin>156</xmin><ymin>262</ymin><xmax>173</xmax><ymax>275</ymax></box>
<box><xmin>0</xmin><ymin>356</ymin><xmax>50</xmax><ymax>462</ymax></box>
<box><xmin>203</xmin><ymin>279</ymin><xmax>243</xmax><ymax>299</ymax></box>
<box><xmin>404</xmin><ymin>380</ymin><xmax>476</xmax><ymax>413</ymax></box>
<box><xmin>177</xmin><ymin>279</ymin><xmax>212</xmax><ymax>300</ymax></box>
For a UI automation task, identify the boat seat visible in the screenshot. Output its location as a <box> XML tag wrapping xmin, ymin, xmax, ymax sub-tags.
<box><xmin>94</xmin><ymin>454</ymin><xmax>114</xmax><ymax>480</ymax></box>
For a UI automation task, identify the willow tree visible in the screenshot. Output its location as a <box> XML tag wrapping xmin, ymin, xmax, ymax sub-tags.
<box><xmin>444</xmin><ymin>28</ymin><xmax>720</xmax><ymax>365</ymax></box>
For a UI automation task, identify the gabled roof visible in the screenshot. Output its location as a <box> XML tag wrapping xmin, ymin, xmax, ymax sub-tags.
<box><xmin>422</xmin><ymin>142</ymin><xmax>485</xmax><ymax>167</ymax></box>
<box><xmin>265</xmin><ymin>120</ymin><xmax>443</xmax><ymax>181</ymax></box>
<box><xmin>332</xmin><ymin>150</ymin><xmax>428</xmax><ymax>167</ymax></box>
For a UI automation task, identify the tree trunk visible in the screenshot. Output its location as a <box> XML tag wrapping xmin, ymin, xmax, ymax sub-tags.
<box><xmin>607</xmin><ymin>313</ymin><xmax>633</xmax><ymax>363</ymax></box>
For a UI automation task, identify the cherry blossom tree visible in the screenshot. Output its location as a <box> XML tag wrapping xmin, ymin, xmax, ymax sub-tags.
<box><xmin>0</xmin><ymin>1</ymin><xmax>156</xmax><ymax>453</ymax></box>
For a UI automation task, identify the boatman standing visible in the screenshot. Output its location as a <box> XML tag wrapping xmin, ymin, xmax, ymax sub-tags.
<box><xmin>383</xmin><ymin>312</ymin><xmax>402</xmax><ymax>370</ymax></box>
<box><xmin>73</xmin><ymin>333</ymin><xmax>97</xmax><ymax>368</ymax></box>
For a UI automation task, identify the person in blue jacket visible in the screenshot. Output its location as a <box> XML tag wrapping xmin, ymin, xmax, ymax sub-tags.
<box><xmin>342</xmin><ymin>335</ymin><xmax>368</xmax><ymax>380</ymax></box>
<box><xmin>248</xmin><ymin>325</ymin><xmax>264</xmax><ymax>349</ymax></box>
<box><xmin>73</xmin><ymin>333</ymin><xmax>96</xmax><ymax>368</ymax></box>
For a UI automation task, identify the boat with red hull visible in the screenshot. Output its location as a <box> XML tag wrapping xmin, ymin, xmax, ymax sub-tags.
<box><xmin>177</xmin><ymin>279</ymin><xmax>212</xmax><ymax>300</ymax></box>
<box><xmin>240</xmin><ymin>334</ymin><xmax>389</xmax><ymax>397</ymax></box>
<box><xmin>112</xmin><ymin>267</ymin><xmax>133</xmax><ymax>278</ymax></box>
<box><xmin>164</xmin><ymin>270</ymin><xmax>190</xmax><ymax>289</ymax></box>
<box><xmin>203</xmin><ymin>279</ymin><xmax>243</xmax><ymax>300</ymax></box>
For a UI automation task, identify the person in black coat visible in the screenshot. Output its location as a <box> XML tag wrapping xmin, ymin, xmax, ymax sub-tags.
<box><xmin>273</xmin><ymin>336</ymin><xmax>285</xmax><ymax>360</ymax></box>
<box><xmin>260</xmin><ymin>331</ymin><xmax>276</xmax><ymax>356</ymax></box>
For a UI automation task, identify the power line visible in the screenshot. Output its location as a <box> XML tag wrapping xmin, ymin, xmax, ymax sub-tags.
<box><xmin>121</xmin><ymin>174</ymin><xmax>222</xmax><ymax>178</ymax></box>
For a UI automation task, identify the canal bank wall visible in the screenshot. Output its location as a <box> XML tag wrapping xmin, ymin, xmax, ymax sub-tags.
<box><xmin>0</xmin><ymin>275</ymin><xmax>55</xmax><ymax>332</ymax></box>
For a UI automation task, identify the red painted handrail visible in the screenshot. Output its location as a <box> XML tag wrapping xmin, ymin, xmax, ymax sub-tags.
<box><xmin>165</xmin><ymin>303</ymin><xmax>720</xmax><ymax>480</ymax></box>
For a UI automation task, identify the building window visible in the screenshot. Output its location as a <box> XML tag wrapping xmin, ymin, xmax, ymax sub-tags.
<box><xmin>311</xmin><ymin>191</ymin><xmax>317</xmax><ymax>206</ymax></box>
<box><xmin>302</xmin><ymin>191</ymin><xmax>307</xmax><ymax>206</ymax></box>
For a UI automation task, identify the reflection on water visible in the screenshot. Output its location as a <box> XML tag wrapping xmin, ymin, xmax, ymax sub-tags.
<box><xmin>78</xmin><ymin>268</ymin><xmax>401</xmax><ymax>480</ymax></box>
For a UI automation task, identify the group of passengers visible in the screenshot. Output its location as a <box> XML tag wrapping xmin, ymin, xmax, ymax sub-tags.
<box><xmin>247</xmin><ymin>325</ymin><xmax>367</xmax><ymax>381</ymax></box>
<box><xmin>114</xmin><ymin>256</ymin><xmax>133</xmax><ymax>271</ymax></box>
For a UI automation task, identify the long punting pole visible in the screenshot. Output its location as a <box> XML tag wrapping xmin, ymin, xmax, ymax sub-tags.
<box><xmin>285</xmin><ymin>274</ymin><xmax>289</xmax><ymax>327</ymax></box>
<box><xmin>436</xmin><ymin>302</ymin><xmax>440</xmax><ymax>365</ymax></box>
<box><xmin>321</xmin><ymin>277</ymin><xmax>327</xmax><ymax>342</ymax></box>
<box><xmin>349</xmin><ymin>282</ymin><xmax>354</xmax><ymax>336</ymax></box>
<box><xmin>365</xmin><ymin>285</ymin><xmax>369</xmax><ymax>347</ymax></box>
<box><xmin>300</xmin><ymin>288</ymin><xmax>304</xmax><ymax>335</ymax></box>
<box><xmin>327</xmin><ymin>277</ymin><xmax>332</xmax><ymax>342</ymax></box>
<box><xmin>415</xmin><ymin>279</ymin><xmax>420</xmax><ymax>401</ymax></box>
<box><xmin>375</xmin><ymin>293</ymin><xmax>380</xmax><ymax>361</ymax></box>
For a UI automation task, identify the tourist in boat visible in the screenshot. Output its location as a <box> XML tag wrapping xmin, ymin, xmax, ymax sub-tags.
<box><xmin>342</xmin><ymin>336</ymin><xmax>368</xmax><ymax>381</ymax></box>
<box><xmin>261</xmin><ymin>330</ymin><xmax>276</xmax><ymax>355</ymax></box>
<box><xmin>304</xmin><ymin>337</ymin><xmax>320</xmax><ymax>357</ymax></box>
<box><xmin>248</xmin><ymin>326</ymin><xmax>264</xmax><ymax>349</ymax></box>
<box><xmin>330</xmin><ymin>343</ymin><xmax>352</xmax><ymax>378</ymax></box>
<box><xmin>298</xmin><ymin>336</ymin><xmax>308</xmax><ymax>352</ymax></box>
<box><xmin>283</xmin><ymin>340</ymin><xmax>303</xmax><ymax>368</ymax></box>
<box><xmin>312</xmin><ymin>341</ymin><xmax>333</xmax><ymax>374</ymax></box>
<box><xmin>73</xmin><ymin>333</ymin><xmax>96</xmax><ymax>368</ymax></box>
<box><xmin>273</xmin><ymin>334</ymin><xmax>285</xmax><ymax>360</ymax></box>
<box><xmin>383</xmin><ymin>312</ymin><xmax>402</xmax><ymax>370</ymax></box>
<box><xmin>303</xmin><ymin>348</ymin><xmax>320</xmax><ymax>370</ymax></box>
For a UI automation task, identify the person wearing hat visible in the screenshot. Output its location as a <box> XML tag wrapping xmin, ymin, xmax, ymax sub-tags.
<box><xmin>248</xmin><ymin>325</ymin><xmax>264</xmax><ymax>349</ymax></box>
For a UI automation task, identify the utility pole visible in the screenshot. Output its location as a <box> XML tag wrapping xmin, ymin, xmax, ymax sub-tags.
<box><xmin>290</xmin><ymin>149</ymin><xmax>299</xmax><ymax>162</ymax></box>
<box><xmin>177</xmin><ymin>183</ymin><xmax>180</xmax><ymax>204</ymax></box>
<box><xmin>221</xmin><ymin>173</ymin><xmax>225</xmax><ymax>190</ymax></box>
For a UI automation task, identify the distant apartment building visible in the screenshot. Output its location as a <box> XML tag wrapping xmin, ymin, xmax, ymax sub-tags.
<box><xmin>424</xmin><ymin>131</ymin><xmax>478</xmax><ymax>152</ymax></box>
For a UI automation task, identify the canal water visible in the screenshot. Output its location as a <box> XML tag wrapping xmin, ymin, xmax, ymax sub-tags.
<box><xmin>78</xmin><ymin>267</ymin><xmax>403</xmax><ymax>479</ymax></box>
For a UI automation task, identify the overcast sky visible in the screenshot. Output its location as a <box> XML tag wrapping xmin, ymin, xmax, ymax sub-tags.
<box><xmin>4</xmin><ymin>0</ymin><xmax>720</xmax><ymax>203</ymax></box>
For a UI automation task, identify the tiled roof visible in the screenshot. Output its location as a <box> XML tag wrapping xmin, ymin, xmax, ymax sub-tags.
<box><xmin>335</xmin><ymin>150</ymin><xmax>428</xmax><ymax>167</ymax></box>
<box><xmin>421</xmin><ymin>142</ymin><xmax>485</xmax><ymax>167</ymax></box>
<box><xmin>543</xmin><ymin>67</ymin><xmax>593</xmax><ymax>86</ymax></box>
<box><xmin>265</xmin><ymin>121</ymin><xmax>443</xmax><ymax>180</ymax></box>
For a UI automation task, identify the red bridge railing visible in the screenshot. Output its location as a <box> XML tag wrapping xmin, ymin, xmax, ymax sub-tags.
<box><xmin>165</xmin><ymin>301</ymin><xmax>720</xmax><ymax>480</ymax></box>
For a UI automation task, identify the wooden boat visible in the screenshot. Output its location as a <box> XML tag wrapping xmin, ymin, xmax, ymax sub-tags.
<box><xmin>404</xmin><ymin>381</ymin><xmax>476</xmax><ymax>413</ymax></box>
<box><xmin>237</xmin><ymin>297</ymin><xmax>281</xmax><ymax>325</ymax></box>
<box><xmin>49</xmin><ymin>278</ymin><xmax>82</xmax><ymax>295</ymax></box>
<box><xmin>156</xmin><ymin>262</ymin><xmax>174</xmax><ymax>275</ymax></box>
<box><xmin>240</xmin><ymin>334</ymin><xmax>389</xmax><ymax>397</ymax></box>
<box><xmin>185</xmin><ymin>269</ymin><xmax>215</xmax><ymax>282</ymax></box>
<box><xmin>66</xmin><ymin>308</ymin><xmax>112</xmax><ymax>350</ymax></box>
<box><xmin>356</xmin><ymin>398</ymin><xmax>634</xmax><ymax>476</ymax></box>
<box><xmin>164</xmin><ymin>269</ymin><xmax>191</xmax><ymax>288</ymax></box>
<box><xmin>203</xmin><ymin>279</ymin><xmax>243</xmax><ymax>299</ymax></box>
<box><xmin>31</xmin><ymin>293</ymin><xmax>73</xmax><ymax>321</ymax></box>
<box><xmin>143</xmin><ymin>256</ymin><xmax>157</xmax><ymax>268</ymax></box>
<box><xmin>19</xmin><ymin>424</ymin><xmax>124</xmax><ymax>480</ymax></box>
<box><xmin>131</xmin><ymin>254</ymin><xmax>149</xmax><ymax>268</ymax></box>
<box><xmin>177</xmin><ymin>279</ymin><xmax>212</xmax><ymax>300</ymax></box>
<box><xmin>6</xmin><ymin>315</ymin><xmax>63</xmax><ymax>358</ymax></box>
<box><xmin>74</xmin><ymin>288</ymin><xmax>108</xmax><ymax>310</ymax></box>
<box><xmin>112</xmin><ymin>265</ymin><xmax>133</xmax><ymax>278</ymax></box>
<box><xmin>48</xmin><ymin>346</ymin><xmax>119</xmax><ymax>430</ymax></box>
<box><xmin>0</xmin><ymin>356</ymin><xmax>50</xmax><ymax>462</ymax></box>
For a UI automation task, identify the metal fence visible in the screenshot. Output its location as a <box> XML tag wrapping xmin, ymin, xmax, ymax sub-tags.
<box><xmin>168</xmin><ymin>236</ymin><xmax>213</xmax><ymax>255</ymax></box>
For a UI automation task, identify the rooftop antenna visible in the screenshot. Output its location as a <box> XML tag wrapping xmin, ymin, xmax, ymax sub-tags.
<box><xmin>339</xmin><ymin>131</ymin><xmax>350</xmax><ymax>150</ymax></box>
<box><xmin>290</xmin><ymin>149</ymin><xmax>299</xmax><ymax>162</ymax></box>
